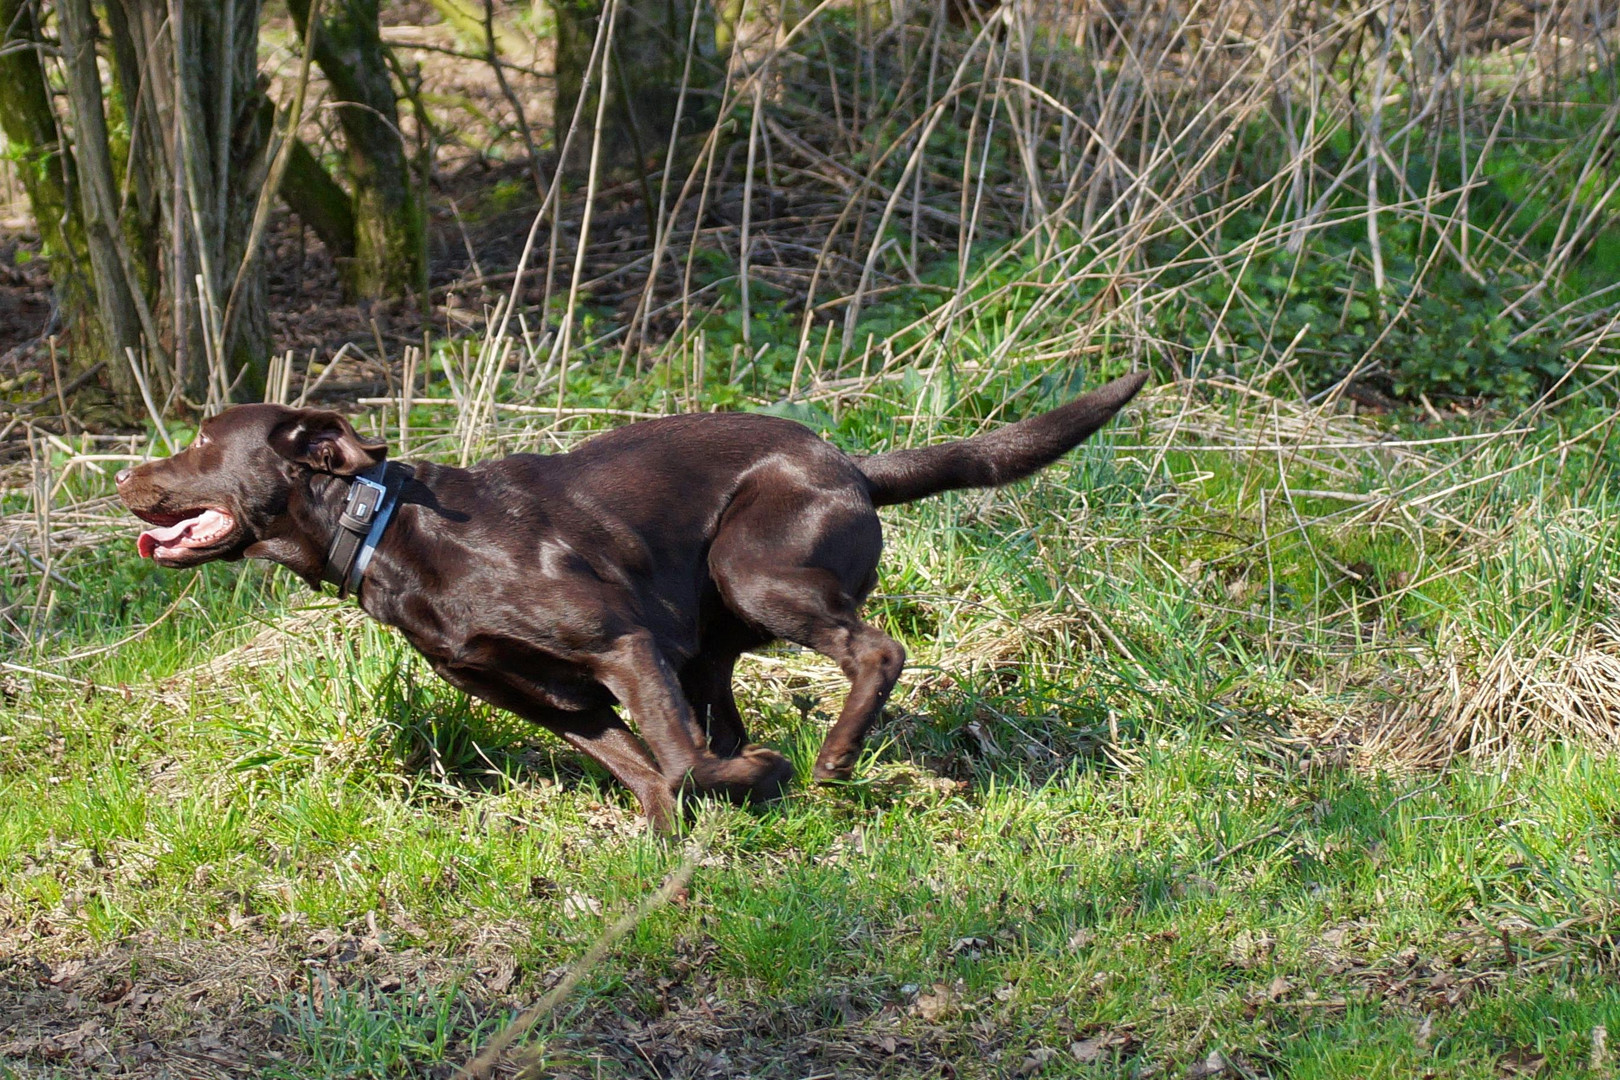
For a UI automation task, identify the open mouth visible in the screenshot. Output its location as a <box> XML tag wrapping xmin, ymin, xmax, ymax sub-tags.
<box><xmin>135</xmin><ymin>508</ymin><xmax>237</xmax><ymax>560</ymax></box>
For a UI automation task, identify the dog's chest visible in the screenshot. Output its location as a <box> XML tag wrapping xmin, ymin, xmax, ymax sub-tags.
<box><xmin>407</xmin><ymin>629</ymin><xmax>611</xmax><ymax>714</ymax></box>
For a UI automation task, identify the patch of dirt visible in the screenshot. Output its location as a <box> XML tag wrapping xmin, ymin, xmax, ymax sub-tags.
<box><xmin>0</xmin><ymin>919</ymin><xmax>986</xmax><ymax>1078</ymax></box>
<box><xmin>0</xmin><ymin>911</ymin><xmax>526</xmax><ymax>1077</ymax></box>
<box><xmin>554</xmin><ymin>986</ymin><xmax>973</xmax><ymax>1079</ymax></box>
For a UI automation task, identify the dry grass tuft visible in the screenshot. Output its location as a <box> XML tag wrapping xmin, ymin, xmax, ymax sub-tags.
<box><xmin>164</xmin><ymin>604</ymin><xmax>367</xmax><ymax>693</ymax></box>
<box><xmin>1360</xmin><ymin>623</ymin><xmax>1620</xmax><ymax>770</ymax></box>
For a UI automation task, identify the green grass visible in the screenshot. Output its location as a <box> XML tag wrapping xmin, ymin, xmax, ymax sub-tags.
<box><xmin>5</xmin><ymin>356</ymin><xmax>1620</xmax><ymax>1077</ymax></box>
<box><xmin>6</xmin><ymin>649</ymin><xmax>1620</xmax><ymax>1076</ymax></box>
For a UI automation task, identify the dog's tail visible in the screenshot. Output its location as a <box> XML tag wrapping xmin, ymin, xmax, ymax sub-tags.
<box><xmin>856</xmin><ymin>371</ymin><xmax>1149</xmax><ymax>508</ymax></box>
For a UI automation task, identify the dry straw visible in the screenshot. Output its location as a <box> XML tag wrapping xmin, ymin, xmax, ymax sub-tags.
<box><xmin>1363</xmin><ymin>623</ymin><xmax>1620</xmax><ymax>771</ymax></box>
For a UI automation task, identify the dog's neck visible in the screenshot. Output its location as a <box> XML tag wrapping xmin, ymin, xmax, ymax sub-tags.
<box><xmin>247</xmin><ymin>467</ymin><xmax>406</xmax><ymax>592</ymax></box>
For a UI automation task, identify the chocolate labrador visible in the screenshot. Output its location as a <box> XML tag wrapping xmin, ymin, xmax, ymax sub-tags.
<box><xmin>117</xmin><ymin>371</ymin><xmax>1147</xmax><ymax>829</ymax></box>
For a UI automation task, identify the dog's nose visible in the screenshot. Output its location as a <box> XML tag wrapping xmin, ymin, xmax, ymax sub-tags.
<box><xmin>115</xmin><ymin>468</ymin><xmax>132</xmax><ymax>486</ymax></box>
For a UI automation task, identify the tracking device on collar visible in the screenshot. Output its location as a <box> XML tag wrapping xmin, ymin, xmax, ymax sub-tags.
<box><xmin>323</xmin><ymin>462</ymin><xmax>400</xmax><ymax>599</ymax></box>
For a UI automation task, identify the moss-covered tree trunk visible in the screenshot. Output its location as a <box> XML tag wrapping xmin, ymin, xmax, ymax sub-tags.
<box><xmin>287</xmin><ymin>0</ymin><xmax>425</xmax><ymax>300</ymax></box>
<box><xmin>0</xmin><ymin>0</ymin><xmax>273</xmax><ymax>413</ymax></box>
<box><xmin>280</xmin><ymin>138</ymin><xmax>358</xmax><ymax>268</ymax></box>
<box><xmin>550</xmin><ymin>0</ymin><xmax>724</xmax><ymax>181</ymax></box>
<box><xmin>0</xmin><ymin>0</ymin><xmax>131</xmax><ymax>408</ymax></box>
<box><xmin>56</xmin><ymin>0</ymin><xmax>159</xmax><ymax>405</ymax></box>
<box><xmin>96</xmin><ymin>0</ymin><xmax>274</xmax><ymax>405</ymax></box>
<box><xmin>0</xmin><ymin>0</ymin><xmax>92</xmax><ymax>323</ymax></box>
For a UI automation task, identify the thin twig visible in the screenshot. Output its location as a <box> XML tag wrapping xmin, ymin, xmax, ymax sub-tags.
<box><xmin>455</xmin><ymin>830</ymin><xmax>706</xmax><ymax>1079</ymax></box>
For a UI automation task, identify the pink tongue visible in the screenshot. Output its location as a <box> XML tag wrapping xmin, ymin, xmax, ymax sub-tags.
<box><xmin>137</xmin><ymin>509</ymin><xmax>230</xmax><ymax>558</ymax></box>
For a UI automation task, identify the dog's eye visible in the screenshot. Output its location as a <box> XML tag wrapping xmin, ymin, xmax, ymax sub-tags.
<box><xmin>192</xmin><ymin>433</ymin><xmax>210</xmax><ymax>449</ymax></box>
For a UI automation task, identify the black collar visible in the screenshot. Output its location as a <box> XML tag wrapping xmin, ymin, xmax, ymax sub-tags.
<box><xmin>322</xmin><ymin>462</ymin><xmax>401</xmax><ymax>599</ymax></box>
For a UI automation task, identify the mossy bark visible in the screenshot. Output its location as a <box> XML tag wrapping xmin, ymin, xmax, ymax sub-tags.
<box><xmin>0</xmin><ymin>0</ymin><xmax>119</xmax><ymax>398</ymax></box>
<box><xmin>0</xmin><ymin>0</ymin><xmax>272</xmax><ymax>414</ymax></box>
<box><xmin>56</xmin><ymin>0</ymin><xmax>147</xmax><ymax>405</ymax></box>
<box><xmin>280</xmin><ymin>138</ymin><xmax>358</xmax><ymax>267</ymax></box>
<box><xmin>102</xmin><ymin>0</ymin><xmax>273</xmax><ymax>404</ymax></box>
<box><xmin>0</xmin><ymin>0</ymin><xmax>88</xmax><ymax>297</ymax></box>
<box><xmin>288</xmin><ymin>0</ymin><xmax>426</xmax><ymax>301</ymax></box>
<box><xmin>550</xmin><ymin>0</ymin><xmax>725</xmax><ymax>182</ymax></box>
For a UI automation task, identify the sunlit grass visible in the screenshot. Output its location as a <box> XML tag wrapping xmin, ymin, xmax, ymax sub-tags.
<box><xmin>5</xmin><ymin>354</ymin><xmax>1620</xmax><ymax>1075</ymax></box>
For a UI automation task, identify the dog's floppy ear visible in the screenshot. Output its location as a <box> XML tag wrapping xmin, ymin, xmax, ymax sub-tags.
<box><xmin>269</xmin><ymin>410</ymin><xmax>388</xmax><ymax>475</ymax></box>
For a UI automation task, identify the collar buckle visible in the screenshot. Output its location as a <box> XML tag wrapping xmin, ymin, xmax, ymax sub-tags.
<box><xmin>322</xmin><ymin>463</ymin><xmax>399</xmax><ymax>599</ymax></box>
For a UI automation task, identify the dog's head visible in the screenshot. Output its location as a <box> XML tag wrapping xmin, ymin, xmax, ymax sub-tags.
<box><xmin>117</xmin><ymin>405</ymin><xmax>387</xmax><ymax>570</ymax></box>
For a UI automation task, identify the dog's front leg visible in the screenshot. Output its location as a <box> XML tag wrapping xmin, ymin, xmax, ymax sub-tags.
<box><xmin>551</xmin><ymin>707</ymin><xmax>679</xmax><ymax>832</ymax></box>
<box><xmin>428</xmin><ymin>661</ymin><xmax>680</xmax><ymax>830</ymax></box>
<box><xmin>592</xmin><ymin>632</ymin><xmax>792</xmax><ymax>805</ymax></box>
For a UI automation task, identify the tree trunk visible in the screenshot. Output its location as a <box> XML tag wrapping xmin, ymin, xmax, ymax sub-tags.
<box><xmin>0</xmin><ymin>0</ymin><xmax>86</xmax><ymax>283</ymax></box>
<box><xmin>57</xmin><ymin>0</ymin><xmax>151</xmax><ymax>405</ymax></box>
<box><xmin>0</xmin><ymin>0</ymin><xmax>97</xmax><ymax>364</ymax></box>
<box><xmin>550</xmin><ymin>0</ymin><xmax>725</xmax><ymax>181</ymax></box>
<box><xmin>281</xmin><ymin>138</ymin><xmax>358</xmax><ymax>266</ymax></box>
<box><xmin>0</xmin><ymin>0</ymin><xmax>272</xmax><ymax>415</ymax></box>
<box><xmin>95</xmin><ymin>0</ymin><xmax>274</xmax><ymax>406</ymax></box>
<box><xmin>288</xmin><ymin>0</ymin><xmax>425</xmax><ymax>301</ymax></box>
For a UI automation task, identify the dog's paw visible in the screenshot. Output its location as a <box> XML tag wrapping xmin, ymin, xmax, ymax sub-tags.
<box><xmin>693</xmin><ymin>746</ymin><xmax>792</xmax><ymax>804</ymax></box>
<box><xmin>811</xmin><ymin>750</ymin><xmax>858</xmax><ymax>783</ymax></box>
<box><xmin>739</xmin><ymin>744</ymin><xmax>793</xmax><ymax>802</ymax></box>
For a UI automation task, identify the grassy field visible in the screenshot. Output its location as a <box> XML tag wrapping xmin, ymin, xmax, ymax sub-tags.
<box><xmin>5</xmin><ymin>1</ymin><xmax>1620</xmax><ymax>1076</ymax></box>
<box><xmin>5</xmin><ymin>357</ymin><xmax>1620</xmax><ymax>1077</ymax></box>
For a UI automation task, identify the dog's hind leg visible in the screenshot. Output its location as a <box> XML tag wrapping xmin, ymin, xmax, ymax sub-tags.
<box><xmin>709</xmin><ymin>492</ymin><xmax>905</xmax><ymax>782</ymax></box>
<box><xmin>715</xmin><ymin>564</ymin><xmax>905</xmax><ymax>781</ymax></box>
<box><xmin>681</xmin><ymin>649</ymin><xmax>750</xmax><ymax>757</ymax></box>
<box><xmin>809</xmin><ymin>620</ymin><xmax>906</xmax><ymax>781</ymax></box>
